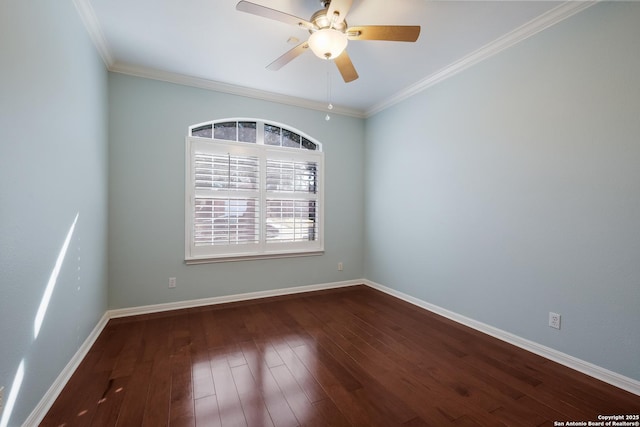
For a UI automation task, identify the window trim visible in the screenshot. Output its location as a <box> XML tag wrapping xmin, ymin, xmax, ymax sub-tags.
<box><xmin>185</xmin><ymin>119</ymin><xmax>324</xmax><ymax>264</ymax></box>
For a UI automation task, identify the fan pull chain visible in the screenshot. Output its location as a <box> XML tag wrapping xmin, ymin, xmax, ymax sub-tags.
<box><xmin>325</xmin><ymin>62</ymin><xmax>333</xmax><ymax>121</ymax></box>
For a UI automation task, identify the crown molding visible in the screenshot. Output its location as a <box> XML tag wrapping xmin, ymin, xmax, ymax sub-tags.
<box><xmin>73</xmin><ymin>0</ymin><xmax>597</xmax><ymax>119</ymax></box>
<box><xmin>72</xmin><ymin>0</ymin><xmax>114</xmax><ymax>67</ymax></box>
<box><xmin>365</xmin><ymin>0</ymin><xmax>599</xmax><ymax>117</ymax></box>
<box><xmin>71</xmin><ymin>0</ymin><xmax>365</xmax><ymax>117</ymax></box>
<box><xmin>109</xmin><ymin>62</ymin><xmax>367</xmax><ymax>119</ymax></box>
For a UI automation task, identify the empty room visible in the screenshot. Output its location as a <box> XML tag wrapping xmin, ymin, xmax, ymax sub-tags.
<box><xmin>1</xmin><ymin>0</ymin><xmax>639</xmax><ymax>426</ymax></box>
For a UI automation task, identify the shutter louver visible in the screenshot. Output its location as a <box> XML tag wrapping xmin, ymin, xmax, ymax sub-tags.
<box><xmin>266</xmin><ymin>159</ymin><xmax>319</xmax><ymax>243</ymax></box>
<box><xmin>193</xmin><ymin>153</ymin><xmax>260</xmax><ymax>246</ymax></box>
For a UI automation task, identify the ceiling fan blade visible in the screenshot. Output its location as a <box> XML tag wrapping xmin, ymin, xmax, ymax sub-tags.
<box><xmin>327</xmin><ymin>0</ymin><xmax>353</xmax><ymax>25</ymax></box>
<box><xmin>266</xmin><ymin>41</ymin><xmax>310</xmax><ymax>71</ymax></box>
<box><xmin>236</xmin><ymin>1</ymin><xmax>315</xmax><ymax>31</ymax></box>
<box><xmin>334</xmin><ymin>50</ymin><xmax>358</xmax><ymax>83</ymax></box>
<box><xmin>347</xmin><ymin>25</ymin><xmax>420</xmax><ymax>42</ymax></box>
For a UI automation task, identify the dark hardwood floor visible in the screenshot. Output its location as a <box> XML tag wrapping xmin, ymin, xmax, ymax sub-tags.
<box><xmin>41</xmin><ymin>285</ymin><xmax>639</xmax><ymax>426</ymax></box>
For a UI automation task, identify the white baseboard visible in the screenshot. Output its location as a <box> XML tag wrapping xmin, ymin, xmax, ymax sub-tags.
<box><xmin>22</xmin><ymin>280</ymin><xmax>359</xmax><ymax>426</ymax></box>
<box><xmin>363</xmin><ymin>279</ymin><xmax>640</xmax><ymax>396</ymax></box>
<box><xmin>22</xmin><ymin>312</ymin><xmax>110</xmax><ymax>427</ymax></box>
<box><xmin>24</xmin><ymin>277</ymin><xmax>639</xmax><ymax>426</ymax></box>
<box><xmin>108</xmin><ymin>279</ymin><xmax>363</xmax><ymax>319</ymax></box>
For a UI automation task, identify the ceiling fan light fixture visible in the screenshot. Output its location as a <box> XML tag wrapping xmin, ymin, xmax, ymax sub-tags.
<box><xmin>308</xmin><ymin>28</ymin><xmax>348</xmax><ymax>60</ymax></box>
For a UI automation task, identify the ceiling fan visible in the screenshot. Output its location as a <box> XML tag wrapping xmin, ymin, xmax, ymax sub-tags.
<box><xmin>236</xmin><ymin>0</ymin><xmax>421</xmax><ymax>83</ymax></box>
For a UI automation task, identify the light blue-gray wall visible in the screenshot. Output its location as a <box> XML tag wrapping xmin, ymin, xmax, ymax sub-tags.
<box><xmin>364</xmin><ymin>2</ymin><xmax>640</xmax><ymax>381</ymax></box>
<box><xmin>0</xmin><ymin>1</ymin><xmax>109</xmax><ymax>425</ymax></box>
<box><xmin>107</xmin><ymin>73</ymin><xmax>365</xmax><ymax>308</ymax></box>
<box><xmin>2</xmin><ymin>1</ymin><xmax>639</xmax><ymax>424</ymax></box>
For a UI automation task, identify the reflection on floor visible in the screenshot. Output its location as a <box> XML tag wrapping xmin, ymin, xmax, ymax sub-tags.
<box><xmin>41</xmin><ymin>285</ymin><xmax>640</xmax><ymax>426</ymax></box>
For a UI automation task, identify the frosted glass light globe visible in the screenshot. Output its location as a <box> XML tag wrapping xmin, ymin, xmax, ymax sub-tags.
<box><xmin>308</xmin><ymin>28</ymin><xmax>348</xmax><ymax>60</ymax></box>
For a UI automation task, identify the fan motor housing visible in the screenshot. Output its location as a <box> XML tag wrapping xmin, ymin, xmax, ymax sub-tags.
<box><xmin>310</xmin><ymin>8</ymin><xmax>347</xmax><ymax>33</ymax></box>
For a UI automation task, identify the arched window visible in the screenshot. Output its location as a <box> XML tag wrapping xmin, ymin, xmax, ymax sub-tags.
<box><xmin>185</xmin><ymin>119</ymin><xmax>324</xmax><ymax>263</ymax></box>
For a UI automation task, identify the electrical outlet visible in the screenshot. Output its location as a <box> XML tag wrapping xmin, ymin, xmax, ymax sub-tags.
<box><xmin>168</xmin><ymin>277</ymin><xmax>176</xmax><ymax>288</ymax></box>
<box><xmin>549</xmin><ymin>312</ymin><xmax>561</xmax><ymax>330</ymax></box>
<box><xmin>337</xmin><ymin>262</ymin><xmax>343</xmax><ymax>271</ymax></box>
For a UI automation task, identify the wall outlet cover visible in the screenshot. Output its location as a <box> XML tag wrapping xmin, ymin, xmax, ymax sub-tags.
<box><xmin>549</xmin><ymin>312</ymin><xmax>561</xmax><ymax>330</ymax></box>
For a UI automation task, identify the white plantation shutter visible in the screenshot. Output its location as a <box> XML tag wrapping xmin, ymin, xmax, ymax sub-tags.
<box><xmin>266</xmin><ymin>159</ymin><xmax>319</xmax><ymax>243</ymax></box>
<box><xmin>193</xmin><ymin>153</ymin><xmax>260</xmax><ymax>246</ymax></box>
<box><xmin>186</xmin><ymin>120</ymin><xmax>323</xmax><ymax>262</ymax></box>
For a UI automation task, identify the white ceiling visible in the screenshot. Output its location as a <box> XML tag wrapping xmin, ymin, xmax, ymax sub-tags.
<box><xmin>79</xmin><ymin>0</ymin><xmax>593</xmax><ymax>117</ymax></box>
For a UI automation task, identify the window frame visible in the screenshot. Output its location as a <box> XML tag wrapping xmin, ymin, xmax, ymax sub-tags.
<box><xmin>185</xmin><ymin>119</ymin><xmax>324</xmax><ymax>264</ymax></box>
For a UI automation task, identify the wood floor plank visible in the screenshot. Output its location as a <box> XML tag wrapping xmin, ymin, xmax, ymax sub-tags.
<box><xmin>89</xmin><ymin>377</ymin><xmax>129</xmax><ymax>426</ymax></box>
<box><xmin>311</xmin><ymin>397</ymin><xmax>352</xmax><ymax>427</ymax></box>
<box><xmin>140</xmin><ymin>314</ymin><xmax>174</xmax><ymax>362</ymax></box>
<box><xmin>255</xmin><ymin>339</ymin><xmax>286</xmax><ymax>368</ymax></box>
<box><xmin>110</xmin><ymin>320</ymin><xmax>145</xmax><ymax>379</ymax></box>
<box><xmin>292</xmin><ymin>344</ymin><xmax>388</xmax><ymax>427</ymax></box>
<box><xmin>192</xmin><ymin>354</ymin><xmax>216</xmax><ymax>401</ymax></box>
<box><xmin>188</xmin><ymin>311</ymin><xmax>217</xmax><ymax>401</ymax></box>
<box><xmin>202</xmin><ymin>310</ymin><xmax>227</xmax><ymax>349</ymax></box>
<box><xmin>169</xmin><ymin>353</ymin><xmax>195</xmax><ymax>426</ymax></box>
<box><xmin>40</xmin><ymin>286</ymin><xmax>640</xmax><ymax>426</ymax></box>
<box><xmin>194</xmin><ymin>395</ymin><xmax>221</xmax><ymax>427</ymax></box>
<box><xmin>209</xmin><ymin>346</ymin><xmax>247</xmax><ymax>427</ymax></box>
<box><xmin>336</xmin><ymin>308</ymin><xmax>507</xmax><ymax>413</ymax></box>
<box><xmin>238</xmin><ymin>340</ymin><xmax>299</xmax><ymax>427</ymax></box>
<box><xmin>38</xmin><ymin>350</ymin><xmax>105</xmax><ymax>426</ymax></box>
<box><xmin>141</xmin><ymin>349</ymin><xmax>172</xmax><ymax>427</ymax></box>
<box><xmin>302</xmin><ymin>295</ymin><xmax>513</xmax><ymax>425</ymax></box>
<box><xmin>332</xmin><ymin>304</ymin><xmax>522</xmax><ymax>416</ymax></box>
<box><xmin>274</xmin><ymin>343</ymin><xmax>327</xmax><ymax>404</ymax></box>
<box><xmin>91</xmin><ymin>322</ymin><xmax>130</xmax><ymax>373</ymax></box>
<box><xmin>299</xmin><ymin>294</ymin><xmax>464</xmax><ymax>424</ymax></box>
<box><xmin>115</xmin><ymin>361</ymin><xmax>153</xmax><ymax>427</ymax></box>
<box><xmin>40</xmin><ymin>366</ymin><xmax>112</xmax><ymax>427</ymax></box>
<box><xmin>269</xmin><ymin>363</ymin><xmax>321</xmax><ymax>425</ymax></box>
<box><xmin>231</xmin><ymin>363</ymin><xmax>275</xmax><ymax>427</ymax></box>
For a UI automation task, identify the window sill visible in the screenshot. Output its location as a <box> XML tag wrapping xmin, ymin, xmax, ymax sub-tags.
<box><xmin>185</xmin><ymin>250</ymin><xmax>324</xmax><ymax>265</ymax></box>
